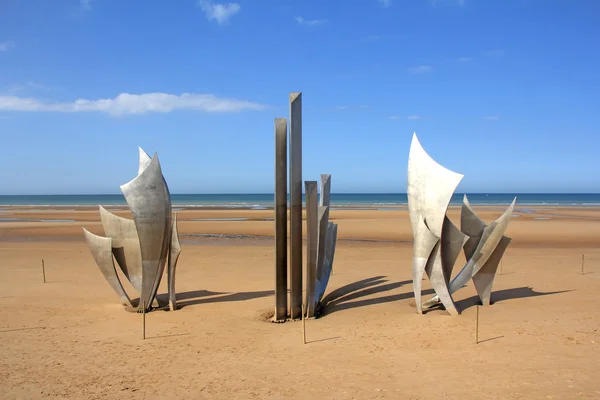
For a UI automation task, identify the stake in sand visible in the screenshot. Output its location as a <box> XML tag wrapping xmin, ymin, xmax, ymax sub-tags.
<box><xmin>42</xmin><ymin>259</ymin><xmax>46</xmax><ymax>283</ymax></box>
<box><xmin>142</xmin><ymin>301</ymin><xmax>146</xmax><ymax>340</ymax></box>
<box><xmin>475</xmin><ymin>305</ymin><xmax>480</xmax><ymax>344</ymax></box>
<box><xmin>581</xmin><ymin>254</ymin><xmax>585</xmax><ymax>275</ymax></box>
<box><xmin>302</xmin><ymin>304</ymin><xmax>306</xmax><ymax>345</ymax></box>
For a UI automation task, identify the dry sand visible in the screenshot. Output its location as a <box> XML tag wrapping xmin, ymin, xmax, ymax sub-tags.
<box><xmin>1</xmin><ymin>206</ymin><xmax>599</xmax><ymax>399</ymax></box>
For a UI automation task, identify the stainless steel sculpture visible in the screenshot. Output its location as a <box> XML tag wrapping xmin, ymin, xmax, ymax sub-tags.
<box><xmin>305</xmin><ymin>174</ymin><xmax>338</xmax><ymax>318</ymax></box>
<box><xmin>408</xmin><ymin>133</ymin><xmax>516</xmax><ymax>315</ymax></box>
<box><xmin>83</xmin><ymin>148</ymin><xmax>182</xmax><ymax>313</ymax></box>
<box><xmin>273</xmin><ymin>93</ymin><xmax>338</xmax><ymax>321</ymax></box>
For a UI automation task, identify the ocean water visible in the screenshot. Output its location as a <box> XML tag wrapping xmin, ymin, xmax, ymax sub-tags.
<box><xmin>0</xmin><ymin>193</ymin><xmax>599</xmax><ymax>207</ymax></box>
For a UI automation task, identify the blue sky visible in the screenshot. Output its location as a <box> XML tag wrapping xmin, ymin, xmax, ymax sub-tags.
<box><xmin>0</xmin><ymin>0</ymin><xmax>599</xmax><ymax>194</ymax></box>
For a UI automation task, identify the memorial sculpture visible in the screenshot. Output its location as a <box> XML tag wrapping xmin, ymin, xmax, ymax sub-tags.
<box><xmin>304</xmin><ymin>175</ymin><xmax>338</xmax><ymax>318</ymax></box>
<box><xmin>274</xmin><ymin>92</ymin><xmax>338</xmax><ymax>321</ymax></box>
<box><xmin>82</xmin><ymin>148</ymin><xmax>182</xmax><ymax>313</ymax></box>
<box><xmin>407</xmin><ymin>133</ymin><xmax>515</xmax><ymax>315</ymax></box>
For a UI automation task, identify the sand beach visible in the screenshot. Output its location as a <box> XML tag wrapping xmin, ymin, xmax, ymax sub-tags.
<box><xmin>1</xmin><ymin>205</ymin><xmax>599</xmax><ymax>399</ymax></box>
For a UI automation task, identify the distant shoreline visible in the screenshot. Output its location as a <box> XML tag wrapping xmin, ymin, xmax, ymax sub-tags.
<box><xmin>1</xmin><ymin>193</ymin><xmax>599</xmax><ymax>207</ymax></box>
<box><xmin>3</xmin><ymin>204</ymin><xmax>600</xmax><ymax>210</ymax></box>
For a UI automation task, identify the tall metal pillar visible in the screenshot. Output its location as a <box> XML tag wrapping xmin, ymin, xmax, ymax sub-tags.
<box><xmin>304</xmin><ymin>181</ymin><xmax>318</xmax><ymax>317</ymax></box>
<box><xmin>274</xmin><ymin>118</ymin><xmax>288</xmax><ymax>321</ymax></box>
<box><xmin>289</xmin><ymin>92</ymin><xmax>303</xmax><ymax>320</ymax></box>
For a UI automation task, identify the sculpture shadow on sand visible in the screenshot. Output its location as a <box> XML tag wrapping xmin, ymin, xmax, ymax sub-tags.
<box><xmin>455</xmin><ymin>286</ymin><xmax>574</xmax><ymax>311</ymax></box>
<box><xmin>177</xmin><ymin>290</ymin><xmax>274</xmax><ymax>309</ymax></box>
<box><xmin>320</xmin><ymin>277</ymin><xmax>414</xmax><ymax>316</ymax></box>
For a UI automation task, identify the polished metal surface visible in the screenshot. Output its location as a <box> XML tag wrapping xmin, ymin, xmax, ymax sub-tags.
<box><xmin>424</xmin><ymin>241</ymin><xmax>458</xmax><ymax>315</ymax></box>
<box><xmin>315</xmin><ymin>204</ymin><xmax>330</xmax><ymax>297</ymax></box>
<box><xmin>472</xmin><ymin>236</ymin><xmax>511</xmax><ymax>305</ymax></box>
<box><xmin>168</xmin><ymin>213</ymin><xmax>182</xmax><ymax>311</ymax></box>
<box><xmin>314</xmin><ymin>175</ymin><xmax>338</xmax><ymax>312</ymax></box>
<box><xmin>422</xmin><ymin>196</ymin><xmax>516</xmax><ymax>311</ymax></box>
<box><xmin>448</xmin><ymin>198</ymin><xmax>516</xmax><ymax>294</ymax></box>
<box><xmin>431</xmin><ymin>219</ymin><xmax>465</xmax><ymax>310</ymax></box>
<box><xmin>305</xmin><ymin>181</ymin><xmax>318</xmax><ymax>318</ymax></box>
<box><xmin>408</xmin><ymin>133</ymin><xmax>515</xmax><ymax>315</ymax></box>
<box><xmin>314</xmin><ymin>174</ymin><xmax>332</xmax><ymax>308</ymax></box>
<box><xmin>407</xmin><ymin>133</ymin><xmax>464</xmax><ymax>238</ymax></box>
<box><xmin>319</xmin><ymin>174</ymin><xmax>331</xmax><ymax>207</ymax></box>
<box><xmin>274</xmin><ymin>118</ymin><xmax>288</xmax><ymax>321</ymax></box>
<box><xmin>98</xmin><ymin>206</ymin><xmax>143</xmax><ymax>293</ymax></box>
<box><xmin>460</xmin><ymin>195</ymin><xmax>487</xmax><ymax>260</ymax></box>
<box><xmin>120</xmin><ymin>154</ymin><xmax>172</xmax><ymax>312</ymax></box>
<box><xmin>311</xmin><ymin>205</ymin><xmax>330</xmax><ymax>313</ymax></box>
<box><xmin>83</xmin><ymin>228</ymin><xmax>133</xmax><ymax>307</ymax></box>
<box><xmin>316</xmin><ymin>222</ymin><xmax>337</xmax><ymax>305</ymax></box>
<box><xmin>411</xmin><ymin>216</ymin><xmax>440</xmax><ymax>314</ymax></box>
<box><xmin>289</xmin><ymin>92</ymin><xmax>303</xmax><ymax>319</ymax></box>
<box><xmin>138</xmin><ymin>147</ymin><xmax>152</xmax><ymax>176</ymax></box>
<box><xmin>308</xmin><ymin>174</ymin><xmax>338</xmax><ymax>313</ymax></box>
<box><xmin>83</xmin><ymin>148</ymin><xmax>180</xmax><ymax>313</ymax></box>
<box><xmin>441</xmin><ymin>216</ymin><xmax>469</xmax><ymax>284</ymax></box>
<box><xmin>314</xmin><ymin>174</ymin><xmax>331</xmax><ymax>313</ymax></box>
<box><xmin>408</xmin><ymin>133</ymin><xmax>462</xmax><ymax>314</ymax></box>
<box><xmin>423</xmin><ymin>218</ymin><xmax>468</xmax><ymax>315</ymax></box>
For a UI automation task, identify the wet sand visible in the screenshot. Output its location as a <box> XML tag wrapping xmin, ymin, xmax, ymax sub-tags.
<box><xmin>1</xmin><ymin>206</ymin><xmax>599</xmax><ymax>399</ymax></box>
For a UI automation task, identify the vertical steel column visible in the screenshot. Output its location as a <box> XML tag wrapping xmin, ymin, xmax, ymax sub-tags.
<box><xmin>319</xmin><ymin>174</ymin><xmax>331</xmax><ymax>207</ymax></box>
<box><xmin>304</xmin><ymin>181</ymin><xmax>318</xmax><ymax>318</ymax></box>
<box><xmin>274</xmin><ymin>118</ymin><xmax>288</xmax><ymax>321</ymax></box>
<box><xmin>289</xmin><ymin>92</ymin><xmax>303</xmax><ymax>319</ymax></box>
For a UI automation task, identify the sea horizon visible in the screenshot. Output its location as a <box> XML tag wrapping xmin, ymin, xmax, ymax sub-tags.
<box><xmin>1</xmin><ymin>193</ymin><xmax>600</xmax><ymax>208</ymax></box>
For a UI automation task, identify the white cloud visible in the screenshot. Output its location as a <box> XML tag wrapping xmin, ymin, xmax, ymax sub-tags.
<box><xmin>295</xmin><ymin>16</ymin><xmax>328</xmax><ymax>26</ymax></box>
<box><xmin>458</xmin><ymin>56</ymin><xmax>472</xmax><ymax>62</ymax></box>
<box><xmin>407</xmin><ymin>115</ymin><xmax>422</xmax><ymax>120</ymax></box>
<box><xmin>0</xmin><ymin>92</ymin><xmax>267</xmax><ymax>116</ymax></box>
<box><xmin>484</xmin><ymin>115</ymin><xmax>500</xmax><ymax>120</ymax></box>
<box><xmin>378</xmin><ymin>0</ymin><xmax>392</xmax><ymax>7</ymax></box>
<box><xmin>80</xmin><ymin>0</ymin><xmax>92</xmax><ymax>10</ymax></box>
<box><xmin>389</xmin><ymin>115</ymin><xmax>401</xmax><ymax>120</ymax></box>
<box><xmin>198</xmin><ymin>0</ymin><xmax>241</xmax><ymax>25</ymax></box>
<box><xmin>0</xmin><ymin>42</ymin><xmax>15</xmax><ymax>52</ymax></box>
<box><xmin>408</xmin><ymin>65</ymin><xmax>433</xmax><ymax>73</ymax></box>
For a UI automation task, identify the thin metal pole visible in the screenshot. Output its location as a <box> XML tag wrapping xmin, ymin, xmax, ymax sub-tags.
<box><xmin>476</xmin><ymin>305</ymin><xmax>480</xmax><ymax>344</ymax></box>
<box><xmin>302</xmin><ymin>304</ymin><xmax>306</xmax><ymax>344</ymax></box>
<box><xmin>42</xmin><ymin>259</ymin><xmax>46</xmax><ymax>283</ymax></box>
<box><xmin>142</xmin><ymin>301</ymin><xmax>146</xmax><ymax>340</ymax></box>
